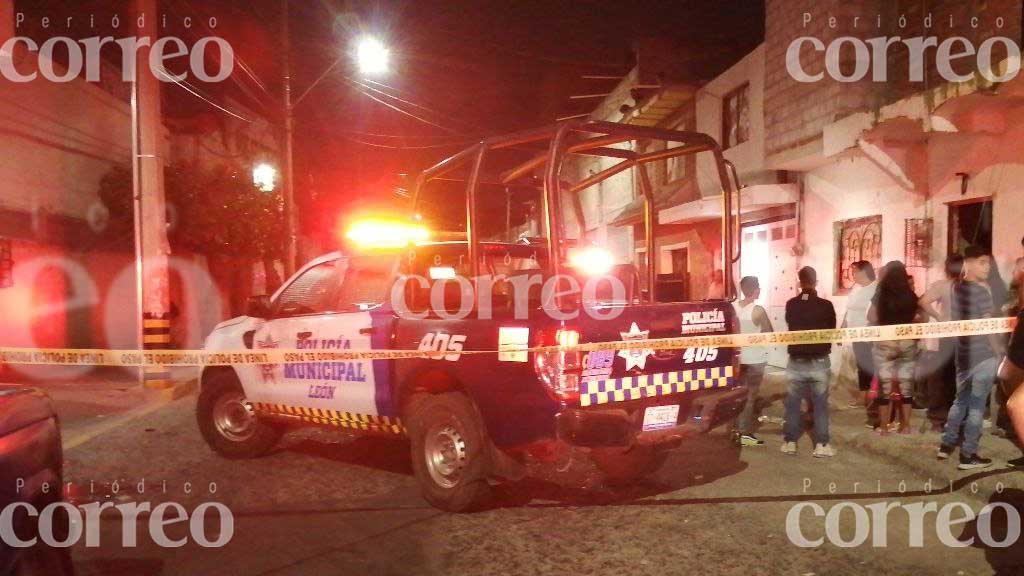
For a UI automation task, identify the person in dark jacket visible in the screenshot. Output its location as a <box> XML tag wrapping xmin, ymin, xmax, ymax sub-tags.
<box><xmin>781</xmin><ymin>266</ymin><xmax>837</xmax><ymax>458</ymax></box>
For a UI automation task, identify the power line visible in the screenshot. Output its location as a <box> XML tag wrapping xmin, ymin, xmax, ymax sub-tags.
<box><xmin>170</xmin><ymin>0</ymin><xmax>278</xmax><ymax>109</ymax></box>
<box><xmin>344</xmin><ymin>80</ymin><xmax>461</xmax><ymax>133</ymax></box>
<box><xmin>340</xmin><ymin>135</ymin><xmax>473</xmax><ymax>149</ymax></box>
<box><xmin>155</xmin><ymin>68</ymin><xmax>253</xmax><ymax>123</ymax></box>
<box><xmin>345</xmin><ymin>77</ymin><xmax>479</xmax><ymax>133</ymax></box>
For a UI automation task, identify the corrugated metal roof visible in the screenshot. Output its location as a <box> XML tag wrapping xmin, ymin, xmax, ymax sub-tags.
<box><xmin>622</xmin><ymin>84</ymin><xmax>697</xmax><ymax>126</ymax></box>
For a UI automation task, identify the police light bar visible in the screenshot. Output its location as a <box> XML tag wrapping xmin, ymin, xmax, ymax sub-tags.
<box><xmin>567</xmin><ymin>246</ymin><xmax>614</xmax><ymax>276</ymax></box>
<box><xmin>345</xmin><ymin>218</ymin><xmax>429</xmax><ymax>250</ymax></box>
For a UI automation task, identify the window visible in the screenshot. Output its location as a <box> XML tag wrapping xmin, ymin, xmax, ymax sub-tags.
<box><xmin>905</xmin><ymin>218</ymin><xmax>933</xmax><ymax>268</ymax></box>
<box><xmin>0</xmin><ymin>238</ymin><xmax>10</xmax><ymax>288</ymax></box>
<box><xmin>665</xmin><ymin>122</ymin><xmax>687</xmax><ymax>182</ymax></box>
<box><xmin>834</xmin><ymin>216</ymin><xmax>882</xmax><ymax>295</ymax></box>
<box><xmin>722</xmin><ymin>84</ymin><xmax>750</xmax><ymax>149</ymax></box>
<box><xmin>337</xmin><ymin>256</ymin><xmax>397</xmax><ymax>311</ymax></box>
<box><xmin>640</xmin><ymin>140</ymin><xmax>665</xmax><ymax>186</ymax></box>
<box><xmin>274</xmin><ymin>261</ymin><xmax>341</xmax><ymax>316</ymax></box>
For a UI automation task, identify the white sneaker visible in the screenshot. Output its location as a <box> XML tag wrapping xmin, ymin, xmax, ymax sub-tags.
<box><xmin>812</xmin><ymin>444</ymin><xmax>835</xmax><ymax>458</ymax></box>
<box><xmin>781</xmin><ymin>441</ymin><xmax>797</xmax><ymax>455</ymax></box>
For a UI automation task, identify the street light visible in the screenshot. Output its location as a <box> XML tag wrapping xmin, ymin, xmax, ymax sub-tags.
<box><xmin>252</xmin><ymin>163</ymin><xmax>277</xmax><ymax>192</ymax></box>
<box><xmin>355</xmin><ymin>35</ymin><xmax>389</xmax><ymax>76</ymax></box>
<box><xmin>281</xmin><ymin>0</ymin><xmax>392</xmax><ymax>275</ymax></box>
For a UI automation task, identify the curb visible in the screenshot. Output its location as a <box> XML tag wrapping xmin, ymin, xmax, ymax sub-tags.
<box><xmin>159</xmin><ymin>377</ymin><xmax>198</xmax><ymax>402</ymax></box>
<box><xmin>62</xmin><ymin>377</ymin><xmax>196</xmax><ymax>452</ymax></box>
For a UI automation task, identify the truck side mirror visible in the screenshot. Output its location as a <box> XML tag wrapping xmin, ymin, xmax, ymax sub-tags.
<box><xmin>246</xmin><ymin>295</ymin><xmax>272</xmax><ymax>318</ymax></box>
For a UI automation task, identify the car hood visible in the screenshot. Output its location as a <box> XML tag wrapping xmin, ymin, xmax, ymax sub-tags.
<box><xmin>211</xmin><ymin>315</ymin><xmax>253</xmax><ymax>332</ymax></box>
<box><xmin>0</xmin><ymin>386</ymin><xmax>56</xmax><ymax>438</ymax></box>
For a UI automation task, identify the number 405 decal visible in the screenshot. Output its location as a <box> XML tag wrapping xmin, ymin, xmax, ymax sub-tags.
<box><xmin>418</xmin><ymin>333</ymin><xmax>466</xmax><ymax>361</ymax></box>
<box><xmin>683</xmin><ymin>347</ymin><xmax>718</xmax><ymax>364</ymax></box>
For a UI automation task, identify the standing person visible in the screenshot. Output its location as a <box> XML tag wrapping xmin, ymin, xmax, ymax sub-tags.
<box><xmin>938</xmin><ymin>247</ymin><xmax>1007</xmax><ymax>470</ymax></box>
<box><xmin>868</xmin><ymin>261</ymin><xmax>922</xmax><ymax>434</ymax></box>
<box><xmin>842</xmin><ymin>261</ymin><xmax>878</xmax><ymax>427</ymax></box>
<box><xmin>1006</xmin><ymin>257</ymin><xmax>1024</xmax><ymax>316</ymax></box>
<box><xmin>781</xmin><ymin>266</ymin><xmax>837</xmax><ymax>458</ymax></box>
<box><xmin>708</xmin><ymin>269</ymin><xmax>726</xmax><ymax>300</ymax></box>
<box><xmin>1000</xmin><ymin>302</ymin><xmax>1024</xmax><ymax>467</ymax></box>
<box><xmin>919</xmin><ymin>255</ymin><xmax>964</xmax><ymax>431</ymax></box>
<box><xmin>733</xmin><ymin>276</ymin><xmax>774</xmax><ymax>447</ymax></box>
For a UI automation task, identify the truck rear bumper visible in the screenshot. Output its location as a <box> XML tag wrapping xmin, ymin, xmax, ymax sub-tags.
<box><xmin>554</xmin><ymin>385</ymin><xmax>747</xmax><ymax>448</ymax></box>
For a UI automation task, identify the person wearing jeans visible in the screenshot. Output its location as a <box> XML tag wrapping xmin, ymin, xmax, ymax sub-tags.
<box><xmin>784</xmin><ymin>357</ymin><xmax>832</xmax><ymax>451</ymax></box>
<box><xmin>938</xmin><ymin>247</ymin><xmax>1007</xmax><ymax>470</ymax></box>
<box><xmin>942</xmin><ymin>357</ymin><xmax>999</xmax><ymax>462</ymax></box>
<box><xmin>781</xmin><ymin>266</ymin><xmax>837</xmax><ymax>458</ymax></box>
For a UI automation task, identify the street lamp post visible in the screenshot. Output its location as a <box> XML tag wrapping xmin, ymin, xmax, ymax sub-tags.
<box><xmin>281</xmin><ymin>0</ymin><xmax>297</xmax><ymax>275</ymax></box>
<box><xmin>279</xmin><ymin>1</ymin><xmax>389</xmax><ymax>275</ymax></box>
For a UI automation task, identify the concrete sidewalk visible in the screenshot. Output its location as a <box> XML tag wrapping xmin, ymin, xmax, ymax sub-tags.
<box><xmin>0</xmin><ymin>365</ymin><xmax>199</xmax><ymax>450</ymax></box>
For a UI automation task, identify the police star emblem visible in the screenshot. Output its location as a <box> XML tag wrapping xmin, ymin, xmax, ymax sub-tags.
<box><xmin>255</xmin><ymin>334</ymin><xmax>279</xmax><ymax>381</ymax></box>
<box><xmin>617</xmin><ymin>322</ymin><xmax>654</xmax><ymax>371</ymax></box>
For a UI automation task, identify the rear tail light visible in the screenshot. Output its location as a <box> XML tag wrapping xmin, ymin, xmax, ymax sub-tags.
<box><xmin>534</xmin><ymin>328</ymin><xmax>582</xmax><ymax>402</ymax></box>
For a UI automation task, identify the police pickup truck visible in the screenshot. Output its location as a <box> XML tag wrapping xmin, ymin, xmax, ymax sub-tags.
<box><xmin>197</xmin><ymin>121</ymin><xmax>747</xmax><ymax>511</ymax></box>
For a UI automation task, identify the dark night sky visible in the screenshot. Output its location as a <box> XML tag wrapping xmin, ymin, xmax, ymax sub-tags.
<box><xmin>276</xmin><ymin>0</ymin><xmax>765</xmax><ymax>237</ymax></box>
<box><xmin>18</xmin><ymin>0</ymin><xmax>764</xmax><ymax>237</ymax></box>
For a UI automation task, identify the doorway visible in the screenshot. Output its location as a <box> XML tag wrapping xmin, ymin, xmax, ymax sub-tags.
<box><xmin>948</xmin><ymin>199</ymin><xmax>993</xmax><ymax>257</ymax></box>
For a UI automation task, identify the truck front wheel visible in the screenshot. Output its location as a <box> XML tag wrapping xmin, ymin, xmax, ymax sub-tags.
<box><xmin>408</xmin><ymin>392</ymin><xmax>492</xmax><ymax>512</ymax></box>
<box><xmin>197</xmin><ymin>371</ymin><xmax>283</xmax><ymax>459</ymax></box>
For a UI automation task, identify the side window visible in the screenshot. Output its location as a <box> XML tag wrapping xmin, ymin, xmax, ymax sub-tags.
<box><xmin>337</xmin><ymin>256</ymin><xmax>396</xmax><ymax>312</ymax></box>
<box><xmin>274</xmin><ymin>261</ymin><xmax>341</xmax><ymax>317</ymax></box>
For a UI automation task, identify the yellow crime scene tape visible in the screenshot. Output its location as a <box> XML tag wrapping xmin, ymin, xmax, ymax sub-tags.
<box><xmin>0</xmin><ymin>317</ymin><xmax>1016</xmax><ymax>367</ymax></box>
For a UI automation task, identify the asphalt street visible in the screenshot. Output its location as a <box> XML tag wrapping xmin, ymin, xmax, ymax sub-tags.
<box><xmin>49</xmin><ymin>391</ymin><xmax>1024</xmax><ymax>576</ymax></box>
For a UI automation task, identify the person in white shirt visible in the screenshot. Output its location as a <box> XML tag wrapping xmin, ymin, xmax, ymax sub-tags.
<box><xmin>919</xmin><ymin>255</ymin><xmax>964</xmax><ymax>432</ymax></box>
<box><xmin>733</xmin><ymin>276</ymin><xmax>774</xmax><ymax>446</ymax></box>
<box><xmin>842</xmin><ymin>261</ymin><xmax>878</xmax><ymax>427</ymax></box>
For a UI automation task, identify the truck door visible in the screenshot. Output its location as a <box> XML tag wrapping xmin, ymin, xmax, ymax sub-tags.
<box><xmin>246</xmin><ymin>259</ymin><xmax>343</xmax><ymax>407</ymax></box>
<box><xmin>310</xmin><ymin>255</ymin><xmax>396</xmax><ymax>418</ymax></box>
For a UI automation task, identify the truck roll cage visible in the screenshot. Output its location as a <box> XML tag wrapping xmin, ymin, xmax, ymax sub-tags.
<box><xmin>411</xmin><ymin>119</ymin><xmax>741</xmax><ymax>304</ymax></box>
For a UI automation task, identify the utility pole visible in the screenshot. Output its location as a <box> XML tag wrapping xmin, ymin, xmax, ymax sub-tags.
<box><xmin>281</xmin><ymin>0</ymin><xmax>298</xmax><ymax>275</ymax></box>
<box><xmin>134</xmin><ymin>0</ymin><xmax>172</xmax><ymax>388</ymax></box>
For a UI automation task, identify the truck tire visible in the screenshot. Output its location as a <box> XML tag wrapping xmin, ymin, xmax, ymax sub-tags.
<box><xmin>197</xmin><ymin>371</ymin><xmax>282</xmax><ymax>459</ymax></box>
<box><xmin>591</xmin><ymin>445</ymin><xmax>668</xmax><ymax>486</ymax></box>
<box><xmin>408</xmin><ymin>392</ymin><xmax>492</xmax><ymax>512</ymax></box>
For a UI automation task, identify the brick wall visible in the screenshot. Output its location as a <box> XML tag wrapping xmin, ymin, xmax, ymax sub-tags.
<box><xmin>764</xmin><ymin>0</ymin><xmax>881</xmax><ymax>158</ymax></box>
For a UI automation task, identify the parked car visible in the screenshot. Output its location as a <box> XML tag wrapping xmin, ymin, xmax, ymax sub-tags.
<box><xmin>0</xmin><ymin>386</ymin><xmax>72</xmax><ymax>576</ymax></box>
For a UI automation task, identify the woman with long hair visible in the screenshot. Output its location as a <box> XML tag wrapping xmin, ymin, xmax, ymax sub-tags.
<box><xmin>869</xmin><ymin>261</ymin><xmax>924</xmax><ymax>434</ymax></box>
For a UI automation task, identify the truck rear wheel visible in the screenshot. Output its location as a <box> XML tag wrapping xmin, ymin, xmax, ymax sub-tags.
<box><xmin>591</xmin><ymin>445</ymin><xmax>668</xmax><ymax>486</ymax></box>
<box><xmin>197</xmin><ymin>371</ymin><xmax>282</xmax><ymax>459</ymax></box>
<box><xmin>408</xmin><ymin>392</ymin><xmax>492</xmax><ymax>512</ymax></box>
